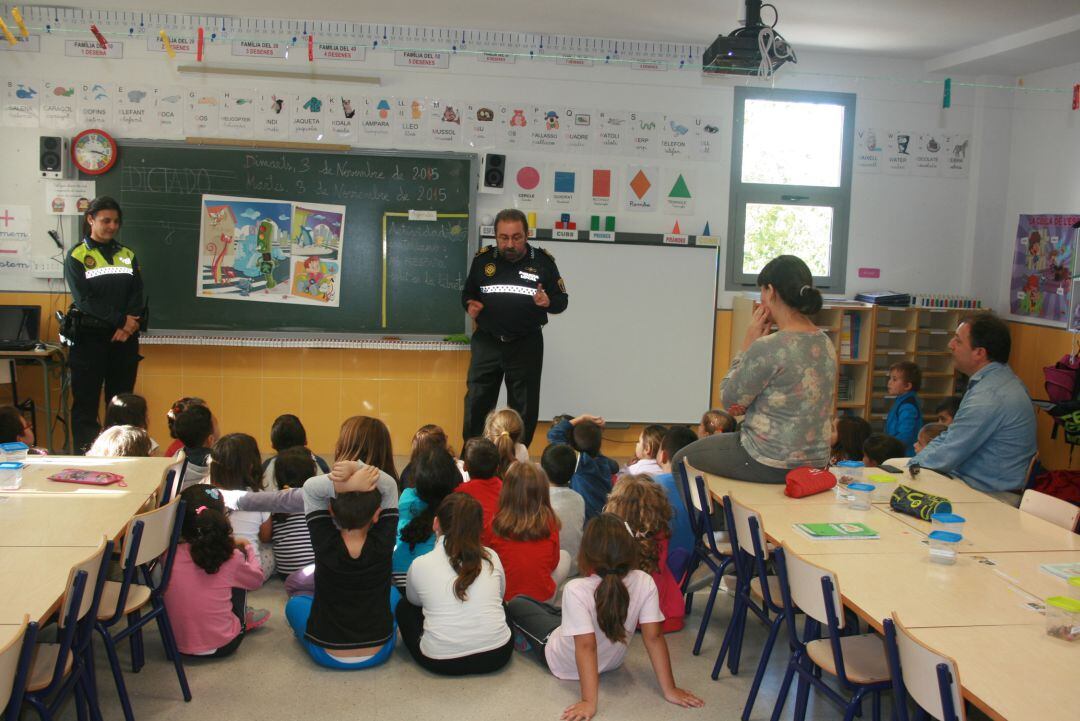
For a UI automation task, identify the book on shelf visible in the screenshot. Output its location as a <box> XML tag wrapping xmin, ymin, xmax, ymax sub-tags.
<box><xmin>840</xmin><ymin>314</ymin><xmax>852</xmax><ymax>359</ymax></box>
<box><xmin>793</xmin><ymin>522</ymin><xmax>880</xmax><ymax>540</ymax></box>
<box><xmin>855</xmin><ymin>290</ymin><xmax>910</xmax><ymax>306</ymax></box>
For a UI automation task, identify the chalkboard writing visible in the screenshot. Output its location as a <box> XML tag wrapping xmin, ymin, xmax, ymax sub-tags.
<box><xmin>90</xmin><ymin>141</ymin><xmax>476</xmax><ymax>336</ymax></box>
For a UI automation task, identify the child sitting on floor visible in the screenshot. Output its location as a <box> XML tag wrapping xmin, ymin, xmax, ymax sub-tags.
<box><xmin>394</xmin><ymin>449</ymin><xmax>461</xmax><ymax>589</ymax></box>
<box><xmin>485</xmin><ymin>408</ymin><xmax>530</xmax><ymax>477</ymax></box>
<box><xmin>164</xmin><ymin>485</ymin><xmax>267</xmax><ymax>658</ymax></box>
<box><xmin>862</xmin><ymin>433</ymin><xmax>906</xmax><ymax>468</ymax></box>
<box><xmin>164</xmin><ymin>397</ymin><xmax>207</xmax><ymax>459</ymax></box>
<box><xmin>914</xmin><ymin>422</ymin><xmax>947</xmax><ymax>454</ymax></box>
<box><xmin>173</xmin><ymin>403</ymin><xmax>215</xmax><ymax>490</ymax></box>
<box><xmin>541</xmin><ymin>443</ymin><xmax>585</xmax><ymax>576</ymax></box>
<box><xmin>284</xmin><ymin>461</ymin><xmax>400</xmax><ymax>670</ymax></box>
<box><xmin>400</xmin><ymin>424</ymin><xmax>466</xmax><ymax>488</ymax></box>
<box><xmin>212</xmin><ymin>433</ymin><xmax>273</xmax><ymax>579</ymax></box>
<box><xmin>885</xmin><ymin>361</ymin><xmax>923</xmax><ymax>456</ymax></box>
<box><xmin>260</xmin><ymin>447</ymin><xmax>316</xmax><ymax>580</ymax></box>
<box><xmin>104</xmin><ymin>393</ymin><xmax>159</xmax><ymax>455</ymax></box>
<box><xmin>455</xmin><ymin>438</ymin><xmax>504</xmax><ymax>545</ymax></box>
<box><xmin>604</xmin><ymin>475</ymin><xmax>685</xmax><ymax>633</ymax></box>
<box><xmin>653</xmin><ymin>425</ymin><xmax>698</xmax><ymax>584</ymax></box>
<box><xmin>507</xmin><ymin>513</ymin><xmax>704</xmax><ymax>719</ymax></box>
<box><xmin>627</xmin><ymin>424</ymin><xmax>667</xmax><ymax>477</ymax></box>
<box><xmin>491</xmin><ymin>461</ymin><xmax>569</xmax><ymax>602</ymax></box>
<box><xmin>260</xmin><ymin>414</ymin><xmax>330</xmax><ymax>489</ymax></box>
<box><xmin>87</xmin><ymin>425</ymin><xmax>153</xmax><ymax>457</ymax></box>
<box><xmin>548</xmin><ymin>414</ymin><xmax>617</xmax><ymax>521</ymax></box>
<box><xmin>698</xmin><ymin>409</ymin><xmax>737</xmax><ymax>438</ymax></box>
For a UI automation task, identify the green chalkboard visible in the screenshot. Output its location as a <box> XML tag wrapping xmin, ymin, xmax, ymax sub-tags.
<box><xmin>88</xmin><ymin>141</ymin><xmax>476</xmax><ymax>336</ymax></box>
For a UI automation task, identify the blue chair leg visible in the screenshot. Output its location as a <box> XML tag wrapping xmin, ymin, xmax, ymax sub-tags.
<box><xmin>872</xmin><ymin>689</ymin><xmax>882</xmax><ymax>721</ymax></box>
<box><xmin>844</xmin><ymin>691</ymin><xmax>864</xmax><ymax>721</ymax></box>
<box><xmin>24</xmin><ymin>694</ymin><xmax>50</xmax><ymax>721</ymax></box>
<box><xmin>741</xmin><ymin>613</ymin><xmax>784</xmax><ymax>721</ymax></box>
<box><xmin>693</xmin><ymin>570</ymin><xmax>723</xmax><ymax>656</ymax></box>
<box><xmin>793</xmin><ymin>665</ymin><xmax>813</xmax><ymax>721</ymax></box>
<box><xmin>729</xmin><ymin>601</ymin><xmax>750</xmax><ymax>675</ymax></box>
<box><xmin>128</xmin><ymin>610</ymin><xmax>144</xmax><ymax>672</ymax></box>
<box><xmin>712</xmin><ymin>594</ymin><xmax>746</xmax><ymax>679</ymax></box>
<box><xmin>154</xmin><ymin>606</ymin><xmax>192</xmax><ymax>702</ymax></box>
<box><xmin>74</xmin><ymin>678</ymin><xmax>88</xmax><ymax>721</ymax></box>
<box><xmin>768</xmin><ymin>658</ymin><xmax>798</xmax><ymax>721</ymax></box>
<box><xmin>96</xmin><ymin>625</ymin><xmax>137</xmax><ymax>721</ymax></box>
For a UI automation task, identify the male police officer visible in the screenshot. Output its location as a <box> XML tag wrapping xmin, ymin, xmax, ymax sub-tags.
<box><xmin>462</xmin><ymin>209</ymin><xmax>568</xmax><ymax>445</ymax></box>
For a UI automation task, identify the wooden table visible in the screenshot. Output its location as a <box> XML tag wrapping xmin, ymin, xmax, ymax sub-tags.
<box><xmin>874</xmin><ymin>461</ymin><xmax>1001</xmax><ymax>504</ymax></box>
<box><xmin>0</xmin><ymin>546</ymin><xmax>103</xmax><ymax>624</ymax></box>
<box><xmin>731</xmin><ymin>502</ymin><xmax>929</xmax><ymax>555</ymax></box>
<box><xmin>811</xmin><ymin>552</ymin><xmax>1048</xmax><ymax>629</ymax></box>
<box><xmin>0</xmin><ymin>456</ymin><xmax>171</xmax><ymax>497</ymax></box>
<box><xmin>956</xmin><ymin>550</ymin><xmax>1080</xmax><ymax>599</ymax></box>
<box><xmin>910</xmin><ymin>625</ymin><xmax>1080</xmax><ymax>721</ymax></box>
<box><xmin>0</xmin><ymin>490</ymin><xmax>157</xmax><ymax>547</ymax></box>
<box><xmin>879</xmin><ymin>502</ymin><xmax>1080</xmax><ymax>553</ymax></box>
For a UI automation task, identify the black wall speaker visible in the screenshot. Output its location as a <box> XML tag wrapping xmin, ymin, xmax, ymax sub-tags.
<box><xmin>483</xmin><ymin>153</ymin><xmax>505</xmax><ymax>189</ymax></box>
<box><xmin>40</xmin><ymin>136</ymin><xmax>65</xmax><ymax>177</ymax></box>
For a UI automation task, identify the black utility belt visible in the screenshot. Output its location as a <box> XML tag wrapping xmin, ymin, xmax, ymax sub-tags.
<box><xmin>483</xmin><ymin>329</ymin><xmax>541</xmax><ymax>343</ymax></box>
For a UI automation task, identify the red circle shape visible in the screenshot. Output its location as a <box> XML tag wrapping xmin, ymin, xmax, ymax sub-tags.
<box><xmin>516</xmin><ymin>166</ymin><xmax>540</xmax><ymax>190</ymax></box>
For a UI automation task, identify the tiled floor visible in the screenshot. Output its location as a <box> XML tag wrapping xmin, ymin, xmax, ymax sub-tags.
<box><xmin>42</xmin><ymin>576</ymin><xmax>857</xmax><ymax>721</ymax></box>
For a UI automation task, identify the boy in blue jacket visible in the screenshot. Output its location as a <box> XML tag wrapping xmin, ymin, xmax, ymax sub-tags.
<box><xmin>885</xmin><ymin>361</ymin><xmax>923</xmax><ymax>456</ymax></box>
<box><xmin>546</xmin><ymin>413</ymin><xmax>617</xmax><ymax>521</ymax></box>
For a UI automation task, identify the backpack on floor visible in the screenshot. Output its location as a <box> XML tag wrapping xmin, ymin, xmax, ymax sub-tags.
<box><xmin>1043</xmin><ymin>354</ymin><xmax>1080</xmax><ymax>448</ymax></box>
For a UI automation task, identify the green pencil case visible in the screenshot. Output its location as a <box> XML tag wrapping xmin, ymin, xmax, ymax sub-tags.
<box><xmin>889</xmin><ymin>485</ymin><xmax>952</xmax><ymax>521</ymax></box>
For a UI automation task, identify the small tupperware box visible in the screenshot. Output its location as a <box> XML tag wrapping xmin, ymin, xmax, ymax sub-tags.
<box><xmin>834</xmin><ymin>460</ymin><xmax>865</xmax><ymax>484</ymax></box>
<box><xmin>1068</xmin><ymin>577</ymin><xmax>1080</xmax><ymax>602</ymax></box>
<box><xmin>847</xmin><ymin>482</ymin><xmax>874</xmax><ymax>511</ymax></box>
<box><xmin>928</xmin><ymin>530</ymin><xmax>962</xmax><ymax>564</ymax></box>
<box><xmin>931</xmin><ymin>512</ymin><xmax>966</xmax><ymax>537</ymax></box>
<box><xmin>1045</xmin><ymin>596</ymin><xmax>1080</xmax><ymax>641</ymax></box>
<box><xmin>0</xmin><ymin>442</ymin><xmax>29</xmax><ymax>461</ymax></box>
<box><xmin>0</xmin><ymin>460</ymin><xmax>24</xmax><ymax>490</ymax></box>
<box><xmin>866</xmin><ymin>473</ymin><xmax>899</xmax><ymax>502</ymax></box>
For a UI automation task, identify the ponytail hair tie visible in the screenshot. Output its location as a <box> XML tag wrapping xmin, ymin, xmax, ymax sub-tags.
<box><xmin>800</xmin><ymin>285</ymin><xmax>812</xmax><ymax>295</ymax></box>
<box><xmin>499</xmin><ymin>430</ymin><xmax>511</xmax><ymax>438</ymax></box>
<box><xmin>195</xmin><ymin>505</ymin><xmax>208</xmax><ymax>515</ymax></box>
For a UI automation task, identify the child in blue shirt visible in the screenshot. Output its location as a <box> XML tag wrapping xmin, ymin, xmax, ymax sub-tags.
<box><xmin>547</xmin><ymin>414</ymin><xmax>616</xmax><ymax>521</ymax></box>
<box><xmin>885</xmin><ymin>361</ymin><xmax>922</xmax><ymax>456</ymax></box>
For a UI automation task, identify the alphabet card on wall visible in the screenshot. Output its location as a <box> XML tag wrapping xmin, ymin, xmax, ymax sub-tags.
<box><xmin>326</xmin><ymin>95</ymin><xmax>358</xmax><ymax>143</ymax></box>
<box><xmin>115</xmin><ymin>84</ymin><xmax>157</xmax><ymax>138</ymax></box>
<box><xmin>40</xmin><ymin>81</ymin><xmax>77</xmax><ymax>131</ymax></box>
<box><xmin>258</xmin><ymin>92</ymin><xmax>291</xmax><ymax>138</ymax></box>
<box><xmin>660</xmin><ymin>114</ymin><xmax>695</xmax><ymax>160</ymax></box>
<box><xmin>697</xmin><ymin>116</ymin><xmax>724</xmax><ymax>162</ymax></box>
<box><xmin>3</xmin><ymin>79</ymin><xmax>39</xmax><ymax>127</ymax></box>
<box><xmin>79</xmin><ymin>82</ymin><xmax>115</xmax><ymax>134</ymax></box>
<box><xmin>941</xmin><ymin>133</ymin><xmax>970</xmax><ymax>178</ymax></box>
<box><xmin>663</xmin><ymin>169</ymin><xmax>695</xmax><ymax>214</ymax></box>
<box><xmin>360</xmin><ymin>96</ymin><xmax>393</xmax><ymax>142</ymax></box>
<box><xmin>629</xmin><ymin>111</ymin><xmax>660</xmax><ymax>156</ymax></box>
<box><xmin>529</xmin><ymin>106</ymin><xmax>563</xmax><ymax>150</ymax></box>
<box><xmin>428</xmin><ymin>98</ymin><xmax>462</xmax><ymax>146</ymax></box>
<box><xmin>463</xmin><ymin>100</ymin><xmax>498</xmax><ymax>148</ymax></box>
<box><xmin>624</xmin><ymin>165</ymin><xmax>658</xmax><ymax>212</ymax></box>
<box><xmin>154</xmin><ymin>87</ymin><xmax>184</xmax><ymax>139</ymax></box>
<box><xmin>854</xmin><ymin>128</ymin><xmax>882</xmax><ymax>172</ymax></box>
<box><xmin>504</xmin><ymin>105</ymin><xmax>529</xmax><ymax>146</ymax></box>
<box><xmin>562</xmin><ymin>108</ymin><xmax>596</xmax><ymax>151</ymax></box>
<box><xmin>883</xmin><ymin>130</ymin><xmax>914</xmax><ymax>175</ymax></box>
<box><xmin>597</xmin><ymin>110</ymin><xmax>630</xmax><ymax>154</ymax></box>
<box><xmin>912</xmin><ymin>132</ymin><xmax>943</xmax><ymax>175</ymax></box>
<box><xmin>395</xmin><ymin>97</ymin><xmax>427</xmax><ymax>144</ymax></box>
<box><xmin>292</xmin><ymin>93</ymin><xmax>326</xmax><ymax>141</ymax></box>
<box><xmin>219</xmin><ymin>91</ymin><xmax>256</xmax><ymax>139</ymax></box>
<box><xmin>185</xmin><ymin>89</ymin><xmax>221</xmax><ymax>137</ymax></box>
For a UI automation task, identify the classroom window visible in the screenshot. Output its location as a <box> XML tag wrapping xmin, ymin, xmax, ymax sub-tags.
<box><xmin>727</xmin><ymin>87</ymin><xmax>855</xmax><ymax>291</ymax></box>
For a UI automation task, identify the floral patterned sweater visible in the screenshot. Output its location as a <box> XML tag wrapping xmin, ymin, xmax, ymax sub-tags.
<box><xmin>720</xmin><ymin>330</ymin><xmax>837</xmax><ymax>469</ymax></box>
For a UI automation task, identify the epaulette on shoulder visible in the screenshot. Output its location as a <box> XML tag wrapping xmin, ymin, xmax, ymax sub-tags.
<box><xmin>475</xmin><ymin>245</ymin><xmax>493</xmax><ymax>256</ymax></box>
<box><xmin>539</xmin><ymin>247</ymin><xmax>555</xmax><ymax>260</ymax></box>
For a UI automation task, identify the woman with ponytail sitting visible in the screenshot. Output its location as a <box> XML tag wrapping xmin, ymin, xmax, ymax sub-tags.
<box><xmin>163</xmin><ymin>485</ymin><xmax>267</xmax><ymax>658</ymax></box>
<box><xmin>673</xmin><ymin>254</ymin><xmax>837</xmax><ymax>484</ymax></box>
<box><xmin>393</xmin><ymin>449</ymin><xmax>462</xmax><ymax>589</ymax></box>
<box><xmin>507</xmin><ymin>513</ymin><xmax>703</xmax><ymax>720</ymax></box>
<box><xmin>396</xmin><ymin>493</ymin><xmax>513</xmax><ymax>675</ymax></box>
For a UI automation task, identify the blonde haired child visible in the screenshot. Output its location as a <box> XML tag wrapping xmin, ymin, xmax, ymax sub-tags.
<box><xmin>485</xmin><ymin>408</ymin><xmax>529</xmax><ymax>477</ymax></box>
<box><xmin>604</xmin><ymin>475</ymin><xmax>684</xmax><ymax>633</ymax></box>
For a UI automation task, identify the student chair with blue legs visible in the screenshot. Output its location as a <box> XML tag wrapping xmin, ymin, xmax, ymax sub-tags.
<box><xmin>883</xmin><ymin>614</ymin><xmax>966</xmax><ymax>721</ymax></box>
<box><xmin>718</xmin><ymin>495</ymin><xmax>791</xmax><ymax>721</ymax></box>
<box><xmin>676</xmin><ymin>461</ymin><xmax>733</xmax><ymax>655</ymax></box>
<box><xmin>22</xmin><ymin>536</ymin><xmax>113</xmax><ymax>721</ymax></box>
<box><xmin>157</xmin><ymin>451</ymin><xmax>187</xmax><ymax>506</ymax></box>
<box><xmin>1</xmin><ymin>616</ymin><xmax>38</xmax><ymax>721</ymax></box>
<box><xmin>769</xmin><ymin>544</ymin><xmax>892</xmax><ymax>721</ymax></box>
<box><xmin>96</xmin><ymin>499</ymin><xmax>189</xmax><ymax>721</ymax></box>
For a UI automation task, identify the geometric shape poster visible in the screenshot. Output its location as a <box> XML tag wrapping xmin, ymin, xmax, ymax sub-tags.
<box><xmin>198</xmin><ymin>195</ymin><xmax>345</xmax><ymax>307</ymax></box>
<box><xmin>1009</xmin><ymin>214</ymin><xmax>1079</xmax><ymax>325</ymax></box>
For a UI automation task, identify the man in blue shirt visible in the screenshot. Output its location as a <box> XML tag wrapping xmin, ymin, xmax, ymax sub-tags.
<box><xmin>911</xmin><ymin>313</ymin><xmax>1037</xmax><ymax>503</ymax></box>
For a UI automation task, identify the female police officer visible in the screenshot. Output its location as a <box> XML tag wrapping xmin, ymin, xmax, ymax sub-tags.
<box><xmin>64</xmin><ymin>196</ymin><xmax>144</xmax><ymax>453</ymax></box>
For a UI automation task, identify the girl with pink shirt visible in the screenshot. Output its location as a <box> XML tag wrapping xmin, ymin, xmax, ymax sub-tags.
<box><xmin>163</xmin><ymin>485</ymin><xmax>267</xmax><ymax>658</ymax></box>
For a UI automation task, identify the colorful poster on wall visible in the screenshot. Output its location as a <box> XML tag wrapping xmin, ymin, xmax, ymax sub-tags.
<box><xmin>663</xmin><ymin>169</ymin><xmax>695</xmax><ymax>214</ymax></box>
<box><xmin>529</xmin><ymin>106</ymin><xmax>563</xmax><ymax>150</ymax></box>
<box><xmin>506</xmin><ymin>160</ymin><xmax>546</xmax><ymax>208</ymax></box>
<box><xmin>40</xmin><ymin>81</ymin><xmax>77</xmax><ymax>130</ymax></box>
<box><xmin>219</xmin><ymin>91</ymin><xmax>256</xmax><ymax>139</ymax></box>
<box><xmin>548</xmin><ymin>166</ymin><xmax>580</xmax><ymax>209</ymax></box>
<box><xmin>258</xmin><ymin>91</ymin><xmax>291</xmax><ymax>138</ymax></box>
<box><xmin>115</xmin><ymin>84</ymin><xmax>157</xmax><ymax>137</ymax></box>
<box><xmin>629</xmin><ymin>111</ymin><xmax>660</xmax><ymax>156</ymax></box>
<box><xmin>197</xmin><ymin>195</ymin><xmax>345</xmax><ymax>307</ymax></box>
<box><xmin>503</xmin><ymin>104</ymin><xmax>529</xmax><ymax>146</ymax></box>
<box><xmin>185</xmin><ymin>89</ymin><xmax>220</xmax><ymax>137</ymax></box>
<box><xmin>79</xmin><ymin>82</ymin><xmax>115</xmax><ymax>134</ymax></box>
<box><xmin>623</xmin><ymin>165</ymin><xmax>658</xmax><ymax>212</ymax></box>
<box><xmin>394</xmin><ymin>97</ymin><xmax>427</xmax><ymax>144</ymax></box>
<box><xmin>360</xmin><ymin>96</ymin><xmax>394</xmax><ymax>143</ymax></box>
<box><xmin>3</xmin><ymin>79</ymin><xmax>39</xmax><ymax>127</ymax></box>
<box><xmin>1009</xmin><ymin>214</ymin><xmax>1080</xmax><ymax>325</ymax></box>
<box><xmin>597</xmin><ymin>110</ymin><xmax>629</xmax><ymax>154</ymax></box>
<box><xmin>291</xmin><ymin>93</ymin><xmax>326</xmax><ymax>141</ymax></box>
<box><xmin>659</xmin><ymin>114</ymin><xmax>694</xmax><ymax>159</ymax></box>
<box><xmin>428</xmin><ymin>98</ymin><xmax>462</xmax><ymax>146</ymax></box>
<box><xmin>563</xmin><ymin>108</ymin><xmax>595</xmax><ymax>151</ymax></box>
<box><xmin>590</xmin><ymin>167</ymin><xmax>617</xmax><ymax>209</ymax></box>
<box><xmin>463</xmin><ymin>100</ymin><xmax>498</xmax><ymax>148</ymax></box>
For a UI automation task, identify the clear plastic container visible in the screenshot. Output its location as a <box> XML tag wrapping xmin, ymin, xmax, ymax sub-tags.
<box><xmin>847</xmin><ymin>482</ymin><xmax>874</xmax><ymax>511</ymax></box>
<box><xmin>1045</xmin><ymin>596</ymin><xmax>1080</xmax><ymax>641</ymax></box>
<box><xmin>834</xmin><ymin>461</ymin><xmax>864</xmax><ymax>503</ymax></box>
<box><xmin>928</xmin><ymin>530</ymin><xmax>962</xmax><ymax>564</ymax></box>
<box><xmin>931</xmin><ymin>512</ymin><xmax>966</xmax><ymax>538</ymax></box>
<box><xmin>1068</xmin><ymin>577</ymin><xmax>1080</xmax><ymax>602</ymax></box>
<box><xmin>0</xmin><ymin>442</ymin><xmax>28</xmax><ymax>462</ymax></box>
<box><xmin>0</xmin><ymin>461</ymin><xmax>24</xmax><ymax>490</ymax></box>
<box><xmin>866</xmin><ymin>473</ymin><xmax>899</xmax><ymax>503</ymax></box>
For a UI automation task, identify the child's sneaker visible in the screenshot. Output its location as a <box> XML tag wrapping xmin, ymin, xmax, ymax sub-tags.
<box><xmin>245</xmin><ymin>607</ymin><xmax>271</xmax><ymax>631</ymax></box>
<box><xmin>513</xmin><ymin>630</ymin><xmax>533</xmax><ymax>653</ymax></box>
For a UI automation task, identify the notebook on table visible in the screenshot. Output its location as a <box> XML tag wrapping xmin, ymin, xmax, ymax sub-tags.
<box><xmin>793</xmin><ymin>522</ymin><xmax>879</xmax><ymax>540</ymax></box>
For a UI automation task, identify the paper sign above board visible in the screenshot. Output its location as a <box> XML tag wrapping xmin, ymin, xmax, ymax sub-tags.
<box><xmin>45</xmin><ymin>180</ymin><xmax>96</xmax><ymax>216</ymax></box>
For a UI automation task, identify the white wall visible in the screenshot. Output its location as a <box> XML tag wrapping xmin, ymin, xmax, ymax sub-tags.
<box><xmin>1</xmin><ymin>33</ymin><xmax>993</xmax><ymax>304</ymax></box>
<box><xmin>990</xmin><ymin>59</ymin><xmax>1080</xmax><ymax>322</ymax></box>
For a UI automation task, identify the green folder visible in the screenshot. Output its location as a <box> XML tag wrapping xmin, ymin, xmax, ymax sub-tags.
<box><xmin>793</xmin><ymin>522</ymin><xmax>879</xmax><ymax>540</ymax></box>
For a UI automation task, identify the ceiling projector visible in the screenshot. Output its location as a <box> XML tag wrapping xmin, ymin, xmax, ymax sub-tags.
<box><xmin>702</xmin><ymin>0</ymin><xmax>797</xmax><ymax>76</ymax></box>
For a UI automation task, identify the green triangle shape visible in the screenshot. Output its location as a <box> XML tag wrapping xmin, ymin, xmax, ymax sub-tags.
<box><xmin>669</xmin><ymin>174</ymin><xmax>692</xmax><ymax>199</ymax></box>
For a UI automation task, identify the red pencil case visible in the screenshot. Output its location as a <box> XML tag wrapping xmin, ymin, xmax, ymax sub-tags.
<box><xmin>784</xmin><ymin>467</ymin><xmax>836</xmax><ymax>498</ymax></box>
<box><xmin>48</xmin><ymin>469</ymin><xmax>127</xmax><ymax>487</ymax></box>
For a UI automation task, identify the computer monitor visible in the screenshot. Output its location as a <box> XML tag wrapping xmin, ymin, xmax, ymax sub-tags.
<box><xmin>0</xmin><ymin>306</ymin><xmax>41</xmax><ymax>342</ymax></box>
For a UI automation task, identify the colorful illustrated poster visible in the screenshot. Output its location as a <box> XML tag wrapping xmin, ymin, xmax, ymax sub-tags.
<box><xmin>1009</xmin><ymin>214</ymin><xmax>1080</xmax><ymax>325</ymax></box>
<box><xmin>197</xmin><ymin>195</ymin><xmax>345</xmax><ymax>307</ymax></box>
